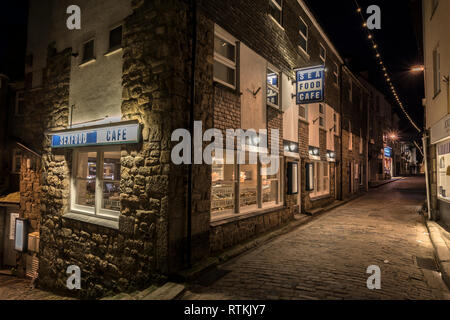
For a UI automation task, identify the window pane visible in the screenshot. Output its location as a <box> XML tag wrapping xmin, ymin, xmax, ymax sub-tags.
<box><xmin>299</xmin><ymin>35</ymin><xmax>307</xmax><ymax>52</ymax></box>
<box><xmin>240</xmin><ymin>154</ymin><xmax>258</xmax><ymax>209</ymax></box>
<box><xmin>75</xmin><ymin>152</ymin><xmax>97</xmax><ymax>207</ymax></box>
<box><xmin>267</xmin><ymin>87</ymin><xmax>279</xmax><ymax>106</ymax></box>
<box><xmin>269</xmin><ymin>1</ymin><xmax>282</xmax><ymax>24</ymax></box>
<box><xmin>267</xmin><ymin>71</ymin><xmax>278</xmax><ymax>88</ymax></box>
<box><xmin>211</xmin><ymin>163</ymin><xmax>235</xmax><ymax>214</ymax></box>
<box><xmin>109</xmin><ymin>25</ymin><xmax>123</xmax><ymax>50</ymax></box>
<box><xmin>214</xmin><ymin>60</ymin><xmax>236</xmax><ymax>87</ymax></box>
<box><xmin>102</xmin><ymin>151</ymin><xmax>121</xmax><ymax>211</ymax></box>
<box><xmin>299</xmin><ymin>20</ymin><xmax>307</xmax><ymax>37</ymax></box>
<box><xmin>299</xmin><ymin>105</ymin><xmax>306</xmax><ymax>119</ymax></box>
<box><xmin>214</xmin><ymin>36</ymin><xmax>235</xmax><ymax>62</ymax></box>
<box><xmin>262</xmin><ymin>159</ymin><xmax>280</xmax><ymax>206</ymax></box>
<box><xmin>83</xmin><ymin>40</ymin><xmax>95</xmax><ymax>62</ymax></box>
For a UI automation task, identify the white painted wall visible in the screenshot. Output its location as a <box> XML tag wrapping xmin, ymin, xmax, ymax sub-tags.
<box><xmin>27</xmin><ymin>0</ymin><xmax>133</xmax><ymax>126</ymax></box>
<box><xmin>240</xmin><ymin>43</ymin><xmax>267</xmax><ymax>131</ymax></box>
<box><xmin>423</xmin><ymin>0</ymin><xmax>450</xmax><ymax>129</ymax></box>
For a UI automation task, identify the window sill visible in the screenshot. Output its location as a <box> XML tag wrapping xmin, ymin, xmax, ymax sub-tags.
<box><xmin>211</xmin><ymin>205</ymin><xmax>285</xmax><ymax>227</ymax></box>
<box><xmin>297</xmin><ymin>45</ymin><xmax>310</xmax><ymax>60</ymax></box>
<box><xmin>433</xmin><ymin>90</ymin><xmax>441</xmax><ymax>100</ymax></box>
<box><xmin>79</xmin><ymin>58</ymin><xmax>96</xmax><ymax>68</ymax></box>
<box><xmin>104</xmin><ymin>47</ymin><xmax>123</xmax><ymax>57</ymax></box>
<box><xmin>63</xmin><ymin>212</ymin><xmax>119</xmax><ymax>230</ymax></box>
<box><xmin>267</xmin><ymin>103</ymin><xmax>282</xmax><ymax>112</ymax></box>
<box><xmin>268</xmin><ymin>14</ymin><xmax>285</xmax><ymax>31</ymax></box>
<box><xmin>310</xmin><ymin>194</ymin><xmax>331</xmax><ymax>202</ymax></box>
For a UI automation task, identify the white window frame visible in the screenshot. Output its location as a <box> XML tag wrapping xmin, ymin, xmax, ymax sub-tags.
<box><xmin>298</xmin><ymin>16</ymin><xmax>308</xmax><ymax>56</ymax></box>
<box><xmin>333</xmin><ymin>62</ymin><xmax>339</xmax><ymax>86</ymax></box>
<box><xmin>267</xmin><ymin>66</ymin><xmax>281</xmax><ymax>109</ymax></box>
<box><xmin>299</xmin><ymin>104</ymin><xmax>308</xmax><ymax>121</ymax></box>
<box><xmin>319</xmin><ymin>43</ymin><xmax>326</xmax><ymax>63</ymax></box>
<box><xmin>12</xmin><ymin>149</ymin><xmax>22</xmax><ymax>174</ymax></box>
<box><xmin>269</xmin><ymin>0</ymin><xmax>283</xmax><ymax>27</ymax></box>
<box><xmin>71</xmin><ymin>147</ymin><xmax>121</xmax><ymax>220</ymax></box>
<box><xmin>213</xmin><ymin>27</ymin><xmax>237</xmax><ymax>90</ymax></box>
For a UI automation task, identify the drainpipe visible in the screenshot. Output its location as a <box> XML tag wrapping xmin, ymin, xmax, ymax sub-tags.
<box><xmin>339</xmin><ymin>64</ymin><xmax>344</xmax><ymax>201</ymax></box>
<box><xmin>186</xmin><ymin>0</ymin><xmax>197</xmax><ymax>269</ymax></box>
<box><xmin>422</xmin><ymin>132</ymin><xmax>432</xmax><ymax>220</ymax></box>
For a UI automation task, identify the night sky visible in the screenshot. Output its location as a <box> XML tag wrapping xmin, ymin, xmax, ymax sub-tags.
<box><xmin>1</xmin><ymin>1</ymin><xmax>424</xmax><ymax>140</ymax></box>
<box><xmin>304</xmin><ymin>0</ymin><xmax>424</xmax><ymax>141</ymax></box>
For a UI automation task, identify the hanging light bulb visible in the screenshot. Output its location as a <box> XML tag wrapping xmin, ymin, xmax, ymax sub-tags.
<box><xmin>373</xmin><ymin>44</ymin><xmax>378</xmax><ymax>49</ymax></box>
<box><xmin>363</xmin><ymin>22</ymin><xmax>367</xmax><ymax>27</ymax></box>
<box><xmin>368</xmin><ymin>34</ymin><xmax>373</xmax><ymax>39</ymax></box>
<box><xmin>357</xmin><ymin>7</ymin><xmax>362</xmax><ymax>13</ymax></box>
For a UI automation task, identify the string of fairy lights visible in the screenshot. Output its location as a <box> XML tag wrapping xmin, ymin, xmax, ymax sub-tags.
<box><xmin>354</xmin><ymin>0</ymin><xmax>422</xmax><ymax>134</ymax></box>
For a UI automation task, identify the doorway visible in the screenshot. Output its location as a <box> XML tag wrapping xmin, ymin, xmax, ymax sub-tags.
<box><xmin>2</xmin><ymin>208</ymin><xmax>19</xmax><ymax>267</ymax></box>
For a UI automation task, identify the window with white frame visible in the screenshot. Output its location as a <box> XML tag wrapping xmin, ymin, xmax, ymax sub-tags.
<box><xmin>269</xmin><ymin>0</ymin><xmax>283</xmax><ymax>26</ymax></box>
<box><xmin>433</xmin><ymin>44</ymin><xmax>441</xmax><ymax>96</ymax></box>
<box><xmin>15</xmin><ymin>91</ymin><xmax>25</xmax><ymax>116</ymax></box>
<box><xmin>211</xmin><ymin>151</ymin><xmax>282</xmax><ymax>218</ymax></box>
<box><xmin>311</xmin><ymin>161</ymin><xmax>330</xmax><ymax>198</ymax></box>
<box><xmin>12</xmin><ymin>149</ymin><xmax>22</xmax><ymax>174</ymax></box>
<box><xmin>332</xmin><ymin>62</ymin><xmax>339</xmax><ymax>85</ymax></box>
<box><xmin>319</xmin><ymin>103</ymin><xmax>325</xmax><ymax>128</ymax></box>
<box><xmin>267</xmin><ymin>68</ymin><xmax>280</xmax><ymax>108</ymax></box>
<box><xmin>214</xmin><ymin>30</ymin><xmax>237</xmax><ymax>89</ymax></box>
<box><xmin>319</xmin><ymin>44</ymin><xmax>326</xmax><ymax>63</ymax></box>
<box><xmin>299</xmin><ymin>105</ymin><xmax>308</xmax><ymax>121</ymax></box>
<box><xmin>71</xmin><ymin>148</ymin><xmax>121</xmax><ymax>219</ymax></box>
<box><xmin>298</xmin><ymin>17</ymin><xmax>308</xmax><ymax>54</ymax></box>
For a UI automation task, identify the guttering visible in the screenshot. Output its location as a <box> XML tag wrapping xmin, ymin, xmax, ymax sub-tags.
<box><xmin>339</xmin><ymin>63</ymin><xmax>344</xmax><ymax>201</ymax></box>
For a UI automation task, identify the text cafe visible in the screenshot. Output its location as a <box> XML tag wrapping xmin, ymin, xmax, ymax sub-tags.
<box><xmin>295</xmin><ymin>65</ymin><xmax>325</xmax><ymax>104</ymax></box>
<box><xmin>49</xmin><ymin>121</ymin><xmax>140</xmax><ymax>219</ymax></box>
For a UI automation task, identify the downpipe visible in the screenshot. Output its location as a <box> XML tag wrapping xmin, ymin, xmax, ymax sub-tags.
<box><xmin>422</xmin><ymin>133</ymin><xmax>432</xmax><ymax>220</ymax></box>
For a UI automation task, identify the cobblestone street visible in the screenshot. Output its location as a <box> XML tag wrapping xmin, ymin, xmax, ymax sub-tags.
<box><xmin>183</xmin><ymin>177</ymin><xmax>450</xmax><ymax>300</ymax></box>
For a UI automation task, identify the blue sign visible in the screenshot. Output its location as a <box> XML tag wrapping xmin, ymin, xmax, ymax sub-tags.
<box><xmin>51</xmin><ymin>122</ymin><xmax>140</xmax><ymax>148</ymax></box>
<box><xmin>295</xmin><ymin>65</ymin><xmax>325</xmax><ymax>104</ymax></box>
<box><xmin>384</xmin><ymin>147</ymin><xmax>392</xmax><ymax>158</ymax></box>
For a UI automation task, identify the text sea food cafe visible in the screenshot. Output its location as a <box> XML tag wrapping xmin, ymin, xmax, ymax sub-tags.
<box><xmin>295</xmin><ymin>66</ymin><xmax>325</xmax><ymax>104</ymax></box>
<box><xmin>51</xmin><ymin>122</ymin><xmax>140</xmax><ymax>148</ymax></box>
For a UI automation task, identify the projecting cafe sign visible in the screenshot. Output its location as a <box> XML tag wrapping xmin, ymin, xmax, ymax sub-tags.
<box><xmin>295</xmin><ymin>65</ymin><xmax>325</xmax><ymax>105</ymax></box>
<box><xmin>51</xmin><ymin>121</ymin><xmax>140</xmax><ymax>148</ymax></box>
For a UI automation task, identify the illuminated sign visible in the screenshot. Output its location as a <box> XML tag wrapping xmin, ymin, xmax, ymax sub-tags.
<box><xmin>51</xmin><ymin>122</ymin><xmax>140</xmax><ymax>148</ymax></box>
<box><xmin>384</xmin><ymin>147</ymin><xmax>392</xmax><ymax>158</ymax></box>
<box><xmin>295</xmin><ymin>65</ymin><xmax>325</xmax><ymax>104</ymax></box>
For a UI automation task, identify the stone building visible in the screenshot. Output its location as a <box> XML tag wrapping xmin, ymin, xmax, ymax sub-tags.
<box><xmin>14</xmin><ymin>0</ymin><xmax>379</xmax><ymax>298</ymax></box>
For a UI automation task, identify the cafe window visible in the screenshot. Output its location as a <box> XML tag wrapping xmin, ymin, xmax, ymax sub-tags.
<box><xmin>211</xmin><ymin>151</ymin><xmax>282</xmax><ymax>218</ymax></box>
<box><xmin>310</xmin><ymin>161</ymin><xmax>330</xmax><ymax>198</ymax></box>
<box><xmin>214</xmin><ymin>29</ymin><xmax>237</xmax><ymax>89</ymax></box>
<box><xmin>71</xmin><ymin>148</ymin><xmax>121</xmax><ymax>219</ymax></box>
<box><xmin>267</xmin><ymin>68</ymin><xmax>280</xmax><ymax>108</ymax></box>
<box><xmin>269</xmin><ymin>0</ymin><xmax>283</xmax><ymax>26</ymax></box>
<box><xmin>109</xmin><ymin>25</ymin><xmax>123</xmax><ymax>51</ymax></box>
<box><xmin>437</xmin><ymin>141</ymin><xmax>450</xmax><ymax>201</ymax></box>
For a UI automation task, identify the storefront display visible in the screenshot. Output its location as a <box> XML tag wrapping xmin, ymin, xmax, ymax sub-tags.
<box><xmin>437</xmin><ymin>141</ymin><xmax>450</xmax><ymax>201</ymax></box>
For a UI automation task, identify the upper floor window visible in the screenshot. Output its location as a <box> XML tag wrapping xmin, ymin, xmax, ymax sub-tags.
<box><xmin>433</xmin><ymin>44</ymin><xmax>441</xmax><ymax>97</ymax></box>
<box><xmin>269</xmin><ymin>0</ymin><xmax>283</xmax><ymax>26</ymax></box>
<box><xmin>348</xmin><ymin>79</ymin><xmax>353</xmax><ymax>102</ymax></box>
<box><xmin>15</xmin><ymin>92</ymin><xmax>25</xmax><ymax>116</ymax></box>
<box><xmin>82</xmin><ymin>39</ymin><xmax>95</xmax><ymax>63</ymax></box>
<box><xmin>319</xmin><ymin>44</ymin><xmax>326</xmax><ymax>63</ymax></box>
<box><xmin>12</xmin><ymin>149</ymin><xmax>22</xmax><ymax>174</ymax></box>
<box><xmin>299</xmin><ymin>105</ymin><xmax>308</xmax><ymax>121</ymax></box>
<box><xmin>299</xmin><ymin>17</ymin><xmax>308</xmax><ymax>54</ymax></box>
<box><xmin>319</xmin><ymin>103</ymin><xmax>325</xmax><ymax>128</ymax></box>
<box><xmin>267</xmin><ymin>68</ymin><xmax>280</xmax><ymax>108</ymax></box>
<box><xmin>109</xmin><ymin>25</ymin><xmax>123</xmax><ymax>52</ymax></box>
<box><xmin>332</xmin><ymin>62</ymin><xmax>339</xmax><ymax>85</ymax></box>
<box><xmin>213</xmin><ymin>29</ymin><xmax>237</xmax><ymax>89</ymax></box>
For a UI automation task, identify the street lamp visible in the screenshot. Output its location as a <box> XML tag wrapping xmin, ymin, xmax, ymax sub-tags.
<box><xmin>411</xmin><ymin>65</ymin><xmax>425</xmax><ymax>73</ymax></box>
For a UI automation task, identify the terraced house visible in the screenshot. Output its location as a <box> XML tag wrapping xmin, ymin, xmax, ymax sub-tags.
<box><xmin>0</xmin><ymin>0</ymin><xmax>380</xmax><ymax>298</ymax></box>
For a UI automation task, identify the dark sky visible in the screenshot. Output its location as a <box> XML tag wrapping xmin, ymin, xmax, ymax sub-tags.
<box><xmin>0</xmin><ymin>0</ymin><xmax>28</xmax><ymax>81</ymax></box>
<box><xmin>304</xmin><ymin>0</ymin><xmax>424</xmax><ymax>141</ymax></box>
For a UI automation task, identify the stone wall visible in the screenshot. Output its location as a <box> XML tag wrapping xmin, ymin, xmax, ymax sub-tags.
<box><xmin>20</xmin><ymin>155</ymin><xmax>41</xmax><ymax>232</ymax></box>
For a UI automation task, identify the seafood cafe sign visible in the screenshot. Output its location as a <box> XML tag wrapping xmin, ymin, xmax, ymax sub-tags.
<box><xmin>295</xmin><ymin>65</ymin><xmax>325</xmax><ymax>104</ymax></box>
<box><xmin>50</xmin><ymin>122</ymin><xmax>140</xmax><ymax>148</ymax></box>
